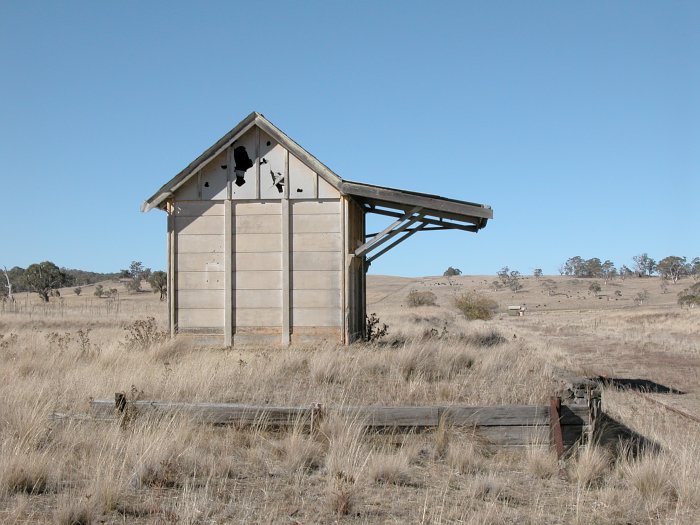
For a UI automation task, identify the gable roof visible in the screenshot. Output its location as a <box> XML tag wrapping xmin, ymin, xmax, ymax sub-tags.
<box><xmin>141</xmin><ymin>112</ymin><xmax>492</xmax><ymax>230</ymax></box>
<box><xmin>141</xmin><ymin>112</ymin><xmax>343</xmax><ymax>212</ymax></box>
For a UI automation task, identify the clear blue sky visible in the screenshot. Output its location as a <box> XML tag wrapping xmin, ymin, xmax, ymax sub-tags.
<box><xmin>1</xmin><ymin>1</ymin><xmax>698</xmax><ymax>276</ymax></box>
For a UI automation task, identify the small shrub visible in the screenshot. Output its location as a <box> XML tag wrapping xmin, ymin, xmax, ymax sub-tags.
<box><xmin>365</xmin><ymin>313</ymin><xmax>388</xmax><ymax>342</ymax></box>
<box><xmin>0</xmin><ymin>333</ymin><xmax>18</xmax><ymax>349</ymax></box>
<box><xmin>407</xmin><ymin>290</ymin><xmax>437</xmax><ymax>307</ymax></box>
<box><xmin>94</xmin><ymin>285</ymin><xmax>103</xmax><ymax>297</ymax></box>
<box><xmin>443</xmin><ymin>267</ymin><xmax>462</xmax><ymax>277</ymax></box>
<box><xmin>76</xmin><ymin>328</ymin><xmax>98</xmax><ymax>358</ymax></box>
<box><xmin>73</xmin><ymin>286</ymin><xmax>82</xmax><ymax>296</ymax></box>
<box><xmin>121</xmin><ymin>317</ymin><xmax>167</xmax><ymax>350</ymax></box>
<box><xmin>126</xmin><ymin>278</ymin><xmax>141</xmax><ymax>293</ymax></box>
<box><xmin>678</xmin><ymin>282</ymin><xmax>700</xmax><ymax>307</ymax></box>
<box><xmin>46</xmin><ymin>332</ymin><xmax>72</xmax><ymax>352</ymax></box>
<box><xmin>455</xmin><ymin>292</ymin><xmax>498</xmax><ymax>320</ymax></box>
<box><xmin>634</xmin><ymin>290</ymin><xmax>649</xmax><ymax>306</ymax></box>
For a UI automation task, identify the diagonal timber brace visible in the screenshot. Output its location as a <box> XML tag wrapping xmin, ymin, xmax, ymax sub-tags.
<box><xmin>366</xmin><ymin>223</ymin><xmax>427</xmax><ymax>265</ymax></box>
<box><xmin>355</xmin><ymin>207</ymin><xmax>423</xmax><ymax>258</ymax></box>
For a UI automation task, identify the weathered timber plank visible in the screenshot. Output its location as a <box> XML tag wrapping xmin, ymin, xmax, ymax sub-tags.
<box><xmin>236</xmin><ymin>289</ymin><xmax>282</xmax><ymax>308</ymax></box>
<box><xmin>288</xmin><ymin>153</ymin><xmax>316</xmax><ymax>199</ymax></box>
<box><xmin>235</xmin><ymin>214</ymin><xmax>281</xmax><ymax>234</ymax></box>
<box><xmin>174</xmin><ymin>201</ymin><xmax>224</xmax><ymax>217</ymax></box>
<box><xmin>292</xmin><ymin>289</ymin><xmax>341</xmax><ymax>308</ymax></box>
<box><xmin>178</xmin><ymin>308</ymin><xmax>224</xmax><ymax>328</ymax></box>
<box><xmin>292</xmin><ymin>270</ymin><xmax>341</xmax><ymax>290</ymax></box>
<box><xmin>235</xmin><ymin>252</ymin><xmax>282</xmax><ymax>271</ymax></box>
<box><xmin>233</xmin><ymin>202</ymin><xmax>281</xmax><ymax>215</ymax></box>
<box><xmin>235</xmin><ymin>308</ymin><xmax>282</xmax><ymax>327</ymax></box>
<box><xmin>91</xmin><ymin>400</ymin><xmax>310</xmax><ymax>425</ymax></box>
<box><xmin>234</xmin><ymin>234</ymin><xmax>282</xmax><ymax>253</ymax></box>
<box><xmin>177</xmin><ymin>234</ymin><xmax>224</xmax><ymax>254</ymax></box>
<box><xmin>89</xmin><ymin>400</ymin><xmax>588</xmax><ymax>443</ymax></box>
<box><xmin>291</xmin><ymin>232</ymin><xmax>341</xmax><ymax>252</ymax></box>
<box><xmin>339</xmin><ymin>181</ymin><xmax>492</xmax><ymax>220</ymax></box>
<box><xmin>291</xmin><ymin>214</ymin><xmax>341</xmax><ymax>233</ymax></box>
<box><xmin>174</xmin><ymin>176</ymin><xmax>199</xmax><ymax>201</ymax></box>
<box><xmin>234</xmin><ymin>271</ymin><xmax>282</xmax><ymax>290</ymax></box>
<box><xmin>318</xmin><ymin>177</ymin><xmax>339</xmax><ymax>198</ymax></box>
<box><xmin>291</xmin><ymin>200</ymin><xmax>340</xmax><ymax>214</ymax></box>
<box><xmin>175</xmin><ymin>215</ymin><xmax>224</xmax><ymax>235</ymax></box>
<box><xmin>177</xmin><ymin>271</ymin><xmax>225</xmax><ymax>290</ymax></box>
<box><xmin>333</xmin><ymin>406</ymin><xmax>440</xmax><ymax>427</ymax></box>
<box><xmin>178</xmin><ymin>290</ymin><xmax>225</xmax><ymax>309</ymax></box>
<box><xmin>177</xmin><ymin>253</ymin><xmax>225</xmax><ymax>272</ymax></box>
<box><xmin>292</xmin><ymin>252</ymin><xmax>341</xmax><ymax>271</ymax></box>
<box><xmin>443</xmin><ymin>404</ymin><xmax>588</xmax><ymax>427</ymax></box>
<box><xmin>291</xmin><ymin>307</ymin><xmax>342</xmax><ymax>327</ymax></box>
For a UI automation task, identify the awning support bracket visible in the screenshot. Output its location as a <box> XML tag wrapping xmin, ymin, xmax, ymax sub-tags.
<box><xmin>354</xmin><ymin>206</ymin><xmax>423</xmax><ymax>258</ymax></box>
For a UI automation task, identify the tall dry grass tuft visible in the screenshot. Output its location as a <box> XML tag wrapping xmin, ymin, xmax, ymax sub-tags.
<box><xmin>322</xmin><ymin>416</ymin><xmax>370</xmax><ymax>516</ymax></box>
<box><xmin>367</xmin><ymin>449</ymin><xmax>413</xmax><ymax>486</ymax></box>
<box><xmin>447</xmin><ymin>432</ymin><xmax>490</xmax><ymax>475</ymax></box>
<box><xmin>617</xmin><ymin>451</ymin><xmax>678</xmax><ymax>509</ymax></box>
<box><xmin>572</xmin><ymin>444</ymin><xmax>611</xmax><ymax>488</ymax></box>
<box><xmin>53</xmin><ymin>494</ymin><xmax>97</xmax><ymax>525</ymax></box>
<box><xmin>274</xmin><ymin>425</ymin><xmax>324</xmax><ymax>474</ymax></box>
<box><xmin>395</xmin><ymin>341</ymin><xmax>474</xmax><ymax>382</ymax></box>
<box><xmin>2</xmin><ymin>453</ymin><xmax>56</xmax><ymax>495</ymax></box>
<box><xmin>525</xmin><ymin>446</ymin><xmax>559</xmax><ymax>479</ymax></box>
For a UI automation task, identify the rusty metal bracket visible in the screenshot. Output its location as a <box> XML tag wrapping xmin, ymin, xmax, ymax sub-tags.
<box><xmin>549</xmin><ymin>396</ymin><xmax>564</xmax><ymax>459</ymax></box>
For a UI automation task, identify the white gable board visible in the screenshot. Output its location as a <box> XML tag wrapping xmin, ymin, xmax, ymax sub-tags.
<box><xmin>259</xmin><ymin>131</ymin><xmax>287</xmax><ymax>199</ymax></box>
<box><xmin>289</xmin><ymin>153</ymin><xmax>317</xmax><ymax>199</ymax></box>
<box><xmin>200</xmin><ymin>152</ymin><xmax>227</xmax><ymax>200</ymax></box>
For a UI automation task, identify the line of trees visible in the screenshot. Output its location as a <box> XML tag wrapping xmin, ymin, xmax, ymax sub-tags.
<box><xmin>559</xmin><ymin>254</ymin><xmax>699</xmax><ymax>282</ymax></box>
<box><xmin>2</xmin><ymin>261</ymin><xmax>167</xmax><ymax>302</ymax></box>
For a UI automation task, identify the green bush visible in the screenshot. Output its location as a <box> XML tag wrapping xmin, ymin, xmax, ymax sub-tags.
<box><xmin>454</xmin><ymin>292</ymin><xmax>498</xmax><ymax>320</ymax></box>
<box><xmin>678</xmin><ymin>282</ymin><xmax>700</xmax><ymax>308</ymax></box>
<box><xmin>407</xmin><ymin>290</ymin><xmax>437</xmax><ymax>307</ymax></box>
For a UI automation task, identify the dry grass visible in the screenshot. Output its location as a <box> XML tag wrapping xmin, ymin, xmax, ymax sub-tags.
<box><xmin>0</xmin><ymin>275</ymin><xmax>699</xmax><ymax>523</ymax></box>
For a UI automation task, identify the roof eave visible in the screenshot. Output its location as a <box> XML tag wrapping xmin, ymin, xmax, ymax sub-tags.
<box><xmin>339</xmin><ymin>180</ymin><xmax>493</xmax><ymax>227</ymax></box>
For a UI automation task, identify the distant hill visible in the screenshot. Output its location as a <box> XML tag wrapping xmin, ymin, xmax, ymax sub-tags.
<box><xmin>62</xmin><ymin>268</ymin><xmax>121</xmax><ymax>286</ymax></box>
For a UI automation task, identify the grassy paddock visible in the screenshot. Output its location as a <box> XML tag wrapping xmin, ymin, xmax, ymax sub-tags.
<box><xmin>1</xmin><ymin>275</ymin><xmax>699</xmax><ymax>523</ymax></box>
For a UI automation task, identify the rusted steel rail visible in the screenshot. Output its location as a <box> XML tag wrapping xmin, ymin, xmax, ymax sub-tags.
<box><xmin>593</xmin><ymin>371</ymin><xmax>700</xmax><ymax>424</ymax></box>
<box><xmin>631</xmin><ymin>390</ymin><xmax>700</xmax><ymax>424</ymax></box>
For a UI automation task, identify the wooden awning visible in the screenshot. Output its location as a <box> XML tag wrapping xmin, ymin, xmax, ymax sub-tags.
<box><xmin>340</xmin><ymin>180</ymin><xmax>492</xmax><ymax>264</ymax></box>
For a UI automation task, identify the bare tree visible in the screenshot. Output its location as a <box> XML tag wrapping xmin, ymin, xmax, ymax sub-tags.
<box><xmin>2</xmin><ymin>266</ymin><xmax>15</xmax><ymax>303</ymax></box>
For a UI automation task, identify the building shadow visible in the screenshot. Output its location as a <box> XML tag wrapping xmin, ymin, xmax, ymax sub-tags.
<box><xmin>594</xmin><ymin>376</ymin><xmax>684</xmax><ymax>394</ymax></box>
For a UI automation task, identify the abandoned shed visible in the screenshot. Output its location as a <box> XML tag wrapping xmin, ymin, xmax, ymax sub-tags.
<box><xmin>142</xmin><ymin>112</ymin><xmax>493</xmax><ymax>345</ymax></box>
